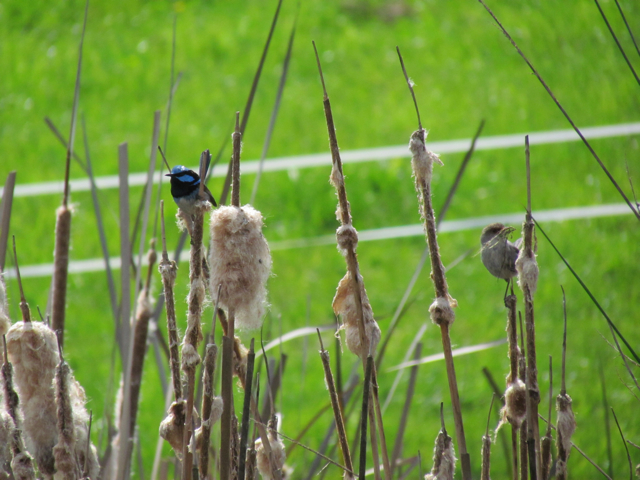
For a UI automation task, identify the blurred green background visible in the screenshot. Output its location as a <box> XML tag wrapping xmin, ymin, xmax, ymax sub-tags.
<box><xmin>1</xmin><ymin>0</ymin><xmax>639</xmax><ymax>478</ymax></box>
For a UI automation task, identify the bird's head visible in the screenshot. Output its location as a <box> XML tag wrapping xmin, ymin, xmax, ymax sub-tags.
<box><xmin>480</xmin><ymin>222</ymin><xmax>514</xmax><ymax>246</ymax></box>
<box><xmin>166</xmin><ymin>165</ymin><xmax>189</xmax><ymax>177</ymax></box>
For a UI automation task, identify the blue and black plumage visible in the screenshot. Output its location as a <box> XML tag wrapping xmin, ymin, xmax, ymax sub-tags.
<box><xmin>166</xmin><ymin>165</ymin><xmax>217</xmax><ymax>215</ymax></box>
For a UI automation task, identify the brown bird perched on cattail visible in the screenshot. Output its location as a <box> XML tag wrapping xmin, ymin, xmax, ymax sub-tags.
<box><xmin>480</xmin><ymin>223</ymin><xmax>522</xmax><ymax>294</ymax></box>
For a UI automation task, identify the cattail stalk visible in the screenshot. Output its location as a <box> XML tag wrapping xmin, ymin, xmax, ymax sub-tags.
<box><xmin>504</xmin><ymin>294</ymin><xmax>521</xmax><ymax>480</ymax></box>
<box><xmin>197</xmin><ymin>292</ymin><xmax>221</xmax><ymax>480</ymax></box>
<box><xmin>220</xmin><ymin>115</ymin><xmax>242</xmax><ymax>480</ymax></box>
<box><xmin>556</xmin><ymin>289</ymin><xmax>576</xmax><ymax>480</ymax></box>
<box><xmin>397</xmin><ymin>47</ymin><xmax>471</xmax><ymax>479</ymax></box>
<box><xmin>518</xmin><ymin>314</ymin><xmax>528</xmax><ymax>480</ymax></box>
<box><xmin>358</xmin><ymin>355</ymin><xmax>373</xmax><ymax>480</ymax></box>
<box><xmin>518</xmin><ymin>136</ymin><xmax>541</xmax><ymax>476</ymax></box>
<box><xmin>158</xmin><ymin>201</ymin><xmax>187</xmax><ymax>459</ymax></box>
<box><xmin>52</xmin><ymin>341</ymin><xmax>78</xmax><ymax>480</ymax></box>
<box><xmin>51</xmin><ymin>0</ymin><xmax>87</xmax><ymax>347</ymax></box>
<box><xmin>159</xmin><ymin>201</ymin><xmax>182</xmax><ymax>402</ymax></box>
<box><xmin>317</xmin><ymin>330</ymin><xmax>354</xmax><ymax>478</ymax></box>
<box><xmin>129</xmin><ymin>244</ymin><xmax>157</xmax><ymax>436</ymax></box>
<box><xmin>425</xmin><ymin>405</ymin><xmax>457</xmax><ymax>480</ymax></box>
<box><xmin>238</xmin><ymin>340</ymin><xmax>256</xmax><ymax>480</ymax></box>
<box><xmin>2</xmin><ymin>337</ymin><xmax>36</xmax><ymax>480</ymax></box>
<box><xmin>389</xmin><ymin>342</ymin><xmax>422</xmax><ymax>478</ymax></box>
<box><xmin>313</xmin><ymin>41</ymin><xmax>389</xmax><ymax>479</ymax></box>
<box><xmin>481</xmin><ymin>395</ymin><xmax>496</xmax><ymax>480</ymax></box>
<box><xmin>181</xmin><ymin>151</ymin><xmax>211</xmax><ymax>480</ymax></box>
<box><xmin>540</xmin><ymin>356</ymin><xmax>553</xmax><ymax>480</ymax></box>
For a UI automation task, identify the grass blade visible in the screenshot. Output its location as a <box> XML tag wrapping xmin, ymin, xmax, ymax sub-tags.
<box><xmin>533</xmin><ymin>218</ymin><xmax>640</xmax><ymax>367</ymax></box>
<box><xmin>593</xmin><ymin>0</ymin><xmax>640</xmax><ymax>87</ymax></box>
<box><xmin>250</xmin><ymin>8</ymin><xmax>298</xmax><ymax>204</ymax></box>
<box><xmin>477</xmin><ymin>0</ymin><xmax>640</xmax><ymax>221</ymax></box>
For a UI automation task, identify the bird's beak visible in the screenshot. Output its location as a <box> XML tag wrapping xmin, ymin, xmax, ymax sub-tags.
<box><xmin>165</xmin><ymin>173</ymin><xmax>172</xmax><ymax>177</ymax></box>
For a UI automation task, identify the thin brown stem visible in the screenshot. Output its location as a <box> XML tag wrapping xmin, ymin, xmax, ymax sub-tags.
<box><xmin>390</xmin><ymin>343</ymin><xmax>422</xmax><ymax>477</ymax></box>
<box><xmin>238</xmin><ymin>339</ymin><xmax>256</xmax><ymax>480</ymax></box>
<box><xmin>220</xmin><ymin>308</ymin><xmax>235</xmax><ymax>480</ymax></box>
<box><xmin>159</xmin><ymin>201</ymin><xmax>182</xmax><ymax>402</ymax></box>
<box><xmin>12</xmin><ymin>237</ymin><xmax>30</xmax><ymax>323</ymax></box>
<box><xmin>317</xmin><ymin>330</ymin><xmax>354</xmax><ymax>476</ymax></box>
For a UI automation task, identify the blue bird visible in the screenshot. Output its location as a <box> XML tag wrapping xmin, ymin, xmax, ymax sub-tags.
<box><xmin>166</xmin><ymin>165</ymin><xmax>217</xmax><ymax>215</ymax></box>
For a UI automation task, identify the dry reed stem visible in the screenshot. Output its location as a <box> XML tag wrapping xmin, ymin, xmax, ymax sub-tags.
<box><xmin>358</xmin><ymin>355</ymin><xmax>373</xmax><ymax>480</ymax></box>
<box><xmin>518</xmin><ymin>315</ymin><xmax>528</xmax><ymax>480</ymax></box>
<box><xmin>389</xmin><ymin>343</ymin><xmax>422</xmax><ymax>478</ymax></box>
<box><xmin>196</xmin><ymin>329</ymin><xmax>219</xmax><ymax>480</ymax></box>
<box><xmin>481</xmin><ymin>395</ymin><xmax>495</xmax><ymax>480</ymax></box>
<box><xmin>407</xmin><ymin>120</ymin><xmax>469</xmax><ymax>478</ymax></box>
<box><xmin>181</xmin><ymin>163</ymin><xmax>210</xmax><ymax>480</ymax></box>
<box><xmin>540</xmin><ymin>356</ymin><xmax>553</xmax><ymax>480</ymax></box>
<box><xmin>246</xmin><ymin>448</ymin><xmax>257</xmax><ymax>480</ymax></box>
<box><xmin>115</xmin><ymin>141</ymin><xmax>136</xmax><ymax>480</ymax></box>
<box><xmin>520</xmin><ymin>136</ymin><xmax>541</xmax><ymax>477</ymax></box>
<box><xmin>313</xmin><ymin>42</ymin><xmax>390</xmax><ymax>478</ymax></box>
<box><xmin>0</xmin><ymin>171</ymin><xmax>17</xmax><ymax>274</ymax></box>
<box><xmin>312</xmin><ymin>42</ymin><xmax>369</xmax><ymax>363</ymax></box>
<box><xmin>129</xmin><ymin>246</ymin><xmax>156</xmax><ymax>437</ymax></box>
<box><xmin>2</xmin><ymin>337</ymin><xmax>36</xmax><ymax>480</ymax></box>
<box><xmin>369</xmin><ymin>368</ymin><xmax>390</xmax><ymax>479</ymax></box>
<box><xmin>159</xmin><ymin>201</ymin><xmax>182</xmax><ymax>402</ymax></box>
<box><xmin>220</xmin><ymin>313</ymin><xmax>235</xmax><ymax>480</ymax></box>
<box><xmin>238</xmin><ymin>339</ymin><xmax>256</xmax><ymax>479</ymax></box>
<box><xmin>317</xmin><ymin>331</ymin><xmax>354</xmax><ymax>478</ymax></box>
<box><xmin>52</xmin><ymin>343</ymin><xmax>78</xmax><ymax>480</ymax></box>
<box><xmin>503</xmin><ymin>294</ymin><xmax>519</xmax><ymax>480</ymax></box>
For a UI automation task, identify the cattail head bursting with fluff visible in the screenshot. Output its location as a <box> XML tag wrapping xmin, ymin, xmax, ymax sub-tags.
<box><xmin>515</xmin><ymin>246</ymin><xmax>538</xmax><ymax>295</ymax></box>
<box><xmin>6</xmin><ymin>321</ymin><xmax>59</xmax><ymax>476</ymax></box>
<box><xmin>255</xmin><ymin>431</ymin><xmax>286</xmax><ymax>480</ymax></box>
<box><xmin>332</xmin><ymin>272</ymin><xmax>381</xmax><ymax>358</ymax></box>
<box><xmin>424</xmin><ymin>428</ymin><xmax>456</xmax><ymax>480</ymax></box>
<box><xmin>209</xmin><ymin>205</ymin><xmax>271</xmax><ymax>330</ymax></box>
<box><xmin>409</xmin><ymin>129</ymin><xmax>443</xmax><ymax>194</ymax></box>
<box><xmin>6</xmin><ymin>321</ymin><xmax>98</xmax><ymax>478</ymax></box>
<box><xmin>500</xmin><ymin>378</ymin><xmax>527</xmax><ymax>429</ymax></box>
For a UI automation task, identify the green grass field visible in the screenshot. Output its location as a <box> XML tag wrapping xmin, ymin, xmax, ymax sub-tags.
<box><xmin>2</xmin><ymin>0</ymin><xmax>640</xmax><ymax>478</ymax></box>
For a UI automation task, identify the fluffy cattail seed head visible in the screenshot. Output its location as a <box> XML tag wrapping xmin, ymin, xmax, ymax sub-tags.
<box><xmin>516</xmin><ymin>248</ymin><xmax>538</xmax><ymax>295</ymax></box>
<box><xmin>332</xmin><ymin>272</ymin><xmax>380</xmax><ymax>357</ymax></box>
<box><xmin>336</xmin><ymin>225</ymin><xmax>358</xmax><ymax>256</ymax></box>
<box><xmin>409</xmin><ymin>129</ymin><xmax>443</xmax><ymax>189</ymax></box>
<box><xmin>255</xmin><ymin>432</ymin><xmax>286</xmax><ymax>480</ymax></box>
<box><xmin>424</xmin><ymin>428</ymin><xmax>456</xmax><ymax>480</ymax></box>
<box><xmin>500</xmin><ymin>379</ymin><xmax>527</xmax><ymax>429</ymax></box>
<box><xmin>429</xmin><ymin>296</ymin><xmax>457</xmax><ymax>326</ymax></box>
<box><xmin>7</xmin><ymin>321</ymin><xmax>58</xmax><ymax>476</ymax></box>
<box><xmin>556</xmin><ymin>392</ymin><xmax>576</xmax><ymax>471</ymax></box>
<box><xmin>209</xmin><ymin>205</ymin><xmax>271</xmax><ymax>331</ymax></box>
